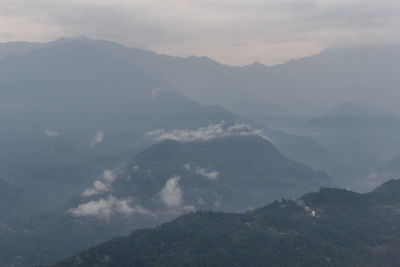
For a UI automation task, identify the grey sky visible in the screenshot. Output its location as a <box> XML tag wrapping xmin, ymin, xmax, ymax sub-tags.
<box><xmin>1</xmin><ymin>0</ymin><xmax>400</xmax><ymax>65</ymax></box>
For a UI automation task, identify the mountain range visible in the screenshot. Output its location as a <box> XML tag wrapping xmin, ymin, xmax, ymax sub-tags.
<box><xmin>113</xmin><ymin>133</ymin><xmax>332</xmax><ymax>212</ymax></box>
<box><xmin>54</xmin><ymin>179</ymin><xmax>400</xmax><ymax>267</ymax></box>
<box><xmin>0</xmin><ymin>37</ymin><xmax>355</xmax><ymax>223</ymax></box>
<box><xmin>0</xmin><ymin>131</ymin><xmax>333</xmax><ymax>266</ymax></box>
<box><xmin>1</xmin><ymin>37</ymin><xmax>399</xmax><ymax>266</ymax></box>
<box><xmin>3</xmin><ymin>38</ymin><xmax>400</xmax><ymax>121</ymax></box>
<box><xmin>304</xmin><ymin>102</ymin><xmax>400</xmax><ymax>174</ymax></box>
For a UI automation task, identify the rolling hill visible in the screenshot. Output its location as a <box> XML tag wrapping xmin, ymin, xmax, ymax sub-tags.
<box><xmin>54</xmin><ymin>179</ymin><xmax>400</xmax><ymax>267</ymax></box>
<box><xmin>112</xmin><ymin>133</ymin><xmax>333</xmax><ymax>212</ymax></box>
<box><xmin>304</xmin><ymin>102</ymin><xmax>400</xmax><ymax>174</ymax></box>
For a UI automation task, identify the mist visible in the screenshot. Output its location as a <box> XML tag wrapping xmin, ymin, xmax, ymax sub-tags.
<box><xmin>1</xmin><ymin>1</ymin><xmax>400</xmax><ymax>266</ymax></box>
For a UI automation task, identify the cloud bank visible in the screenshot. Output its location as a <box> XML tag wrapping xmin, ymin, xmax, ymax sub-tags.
<box><xmin>82</xmin><ymin>169</ymin><xmax>117</xmax><ymax>197</ymax></box>
<box><xmin>102</xmin><ymin>169</ymin><xmax>116</xmax><ymax>183</ymax></box>
<box><xmin>69</xmin><ymin>195</ymin><xmax>151</xmax><ymax>219</ymax></box>
<box><xmin>82</xmin><ymin>180</ymin><xmax>110</xmax><ymax>197</ymax></box>
<box><xmin>146</xmin><ymin>122</ymin><xmax>271</xmax><ymax>143</ymax></box>
<box><xmin>72</xmin><ymin>168</ymin><xmax>153</xmax><ymax>219</ymax></box>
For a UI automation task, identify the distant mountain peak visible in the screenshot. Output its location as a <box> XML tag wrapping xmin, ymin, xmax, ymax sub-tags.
<box><xmin>243</xmin><ymin>61</ymin><xmax>267</xmax><ymax>69</ymax></box>
<box><xmin>327</xmin><ymin>102</ymin><xmax>390</xmax><ymax>116</ymax></box>
<box><xmin>367</xmin><ymin>179</ymin><xmax>400</xmax><ymax>204</ymax></box>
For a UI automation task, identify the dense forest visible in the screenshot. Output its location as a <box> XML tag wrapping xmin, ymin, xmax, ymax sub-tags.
<box><xmin>53</xmin><ymin>179</ymin><xmax>400</xmax><ymax>266</ymax></box>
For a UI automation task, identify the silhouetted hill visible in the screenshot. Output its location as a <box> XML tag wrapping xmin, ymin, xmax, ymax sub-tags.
<box><xmin>5</xmin><ymin>38</ymin><xmax>400</xmax><ymax>121</ymax></box>
<box><xmin>54</xmin><ymin>179</ymin><xmax>400</xmax><ymax>267</ymax></box>
<box><xmin>305</xmin><ymin>102</ymin><xmax>400</xmax><ymax>174</ymax></box>
<box><xmin>0</xmin><ymin>132</ymin><xmax>333</xmax><ymax>266</ymax></box>
<box><xmin>113</xmin><ymin>134</ymin><xmax>333</xmax><ymax>212</ymax></box>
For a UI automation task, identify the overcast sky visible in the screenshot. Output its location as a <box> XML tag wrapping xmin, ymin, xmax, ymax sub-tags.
<box><xmin>1</xmin><ymin>0</ymin><xmax>400</xmax><ymax>65</ymax></box>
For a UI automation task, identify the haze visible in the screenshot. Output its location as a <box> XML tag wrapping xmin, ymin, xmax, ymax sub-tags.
<box><xmin>1</xmin><ymin>0</ymin><xmax>400</xmax><ymax>65</ymax></box>
<box><xmin>2</xmin><ymin>1</ymin><xmax>400</xmax><ymax>266</ymax></box>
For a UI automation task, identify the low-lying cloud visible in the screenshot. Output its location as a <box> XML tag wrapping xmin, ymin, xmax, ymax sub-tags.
<box><xmin>73</xmin><ymin>168</ymin><xmax>153</xmax><ymax>219</ymax></box>
<box><xmin>45</xmin><ymin>129</ymin><xmax>59</xmax><ymax>137</ymax></box>
<box><xmin>296</xmin><ymin>199</ymin><xmax>317</xmax><ymax>217</ymax></box>
<box><xmin>184</xmin><ymin>163</ymin><xmax>219</xmax><ymax>180</ymax></box>
<box><xmin>102</xmin><ymin>169</ymin><xmax>116</xmax><ymax>183</ymax></box>
<box><xmin>69</xmin><ymin>195</ymin><xmax>151</xmax><ymax>219</ymax></box>
<box><xmin>81</xmin><ymin>169</ymin><xmax>117</xmax><ymax>197</ymax></box>
<box><xmin>159</xmin><ymin>175</ymin><xmax>183</xmax><ymax>208</ymax></box>
<box><xmin>90</xmin><ymin>130</ymin><xmax>104</xmax><ymax>145</ymax></box>
<box><xmin>195</xmin><ymin>167</ymin><xmax>219</xmax><ymax>180</ymax></box>
<box><xmin>82</xmin><ymin>180</ymin><xmax>110</xmax><ymax>197</ymax></box>
<box><xmin>146</xmin><ymin>122</ymin><xmax>271</xmax><ymax>143</ymax></box>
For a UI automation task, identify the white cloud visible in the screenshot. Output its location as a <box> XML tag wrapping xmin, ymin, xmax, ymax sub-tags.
<box><xmin>146</xmin><ymin>122</ymin><xmax>271</xmax><ymax>143</ymax></box>
<box><xmin>90</xmin><ymin>130</ymin><xmax>104</xmax><ymax>145</ymax></box>
<box><xmin>102</xmin><ymin>169</ymin><xmax>116</xmax><ymax>183</ymax></box>
<box><xmin>146</xmin><ymin>122</ymin><xmax>226</xmax><ymax>142</ymax></box>
<box><xmin>82</xmin><ymin>188</ymin><xmax>99</xmax><ymax>197</ymax></box>
<box><xmin>305</xmin><ymin>206</ymin><xmax>317</xmax><ymax>217</ymax></box>
<box><xmin>45</xmin><ymin>129</ymin><xmax>59</xmax><ymax>137</ymax></box>
<box><xmin>159</xmin><ymin>175</ymin><xmax>183</xmax><ymax>208</ymax></box>
<box><xmin>296</xmin><ymin>199</ymin><xmax>317</xmax><ymax>217</ymax></box>
<box><xmin>69</xmin><ymin>195</ymin><xmax>151</xmax><ymax>219</ymax></box>
<box><xmin>183</xmin><ymin>163</ymin><xmax>191</xmax><ymax>171</ymax></box>
<box><xmin>69</xmin><ymin>196</ymin><xmax>125</xmax><ymax>219</ymax></box>
<box><xmin>81</xmin><ymin>169</ymin><xmax>117</xmax><ymax>197</ymax></box>
<box><xmin>184</xmin><ymin>163</ymin><xmax>219</xmax><ymax>179</ymax></box>
<box><xmin>82</xmin><ymin>180</ymin><xmax>110</xmax><ymax>197</ymax></box>
<box><xmin>195</xmin><ymin>166</ymin><xmax>219</xmax><ymax>180</ymax></box>
<box><xmin>94</xmin><ymin>180</ymin><xmax>108</xmax><ymax>191</ymax></box>
<box><xmin>132</xmin><ymin>165</ymin><xmax>140</xmax><ymax>170</ymax></box>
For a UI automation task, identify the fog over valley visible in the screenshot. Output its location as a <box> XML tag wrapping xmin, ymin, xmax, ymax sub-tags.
<box><xmin>1</xmin><ymin>1</ymin><xmax>400</xmax><ymax>266</ymax></box>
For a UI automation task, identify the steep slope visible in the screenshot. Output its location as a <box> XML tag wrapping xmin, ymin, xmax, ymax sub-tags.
<box><xmin>0</xmin><ymin>132</ymin><xmax>332</xmax><ymax>267</ymax></box>
<box><xmin>378</xmin><ymin>153</ymin><xmax>400</xmax><ymax>180</ymax></box>
<box><xmin>54</xmin><ymin>179</ymin><xmax>400</xmax><ymax>267</ymax></box>
<box><xmin>112</xmin><ymin>134</ymin><xmax>333</xmax><ymax>212</ymax></box>
<box><xmin>0</xmin><ymin>38</ymin><xmax>238</xmax><ymax>203</ymax></box>
<box><xmin>0</xmin><ymin>39</ymin><xmax>237</xmax><ymax>131</ymax></box>
<box><xmin>263</xmin><ymin>127</ymin><xmax>359</xmax><ymax>188</ymax></box>
<box><xmin>0</xmin><ymin>40</ymin><xmax>47</xmax><ymax>59</ymax></box>
<box><xmin>0</xmin><ymin>38</ymin><xmax>364</xmax><ymax>186</ymax></box>
<box><xmin>85</xmin><ymin>39</ymin><xmax>400</xmax><ymax>120</ymax></box>
<box><xmin>4</xmin><ymin>39</ymin><xmax>400</xmax><ymax>121</ymax></box>
<box><xmin>0</xmin><ymin>37</ymin><xmax>349</xmax><ymax>190</ymax></box>
<box><xmin>0</xmin><ymin>39</ymin><xmax>240</xmax><ymax>266</ymax></box>
<box><xmin>304</xmin><ymin>102</ymin><xmax>400</xmax><ymax>173</ymax></box>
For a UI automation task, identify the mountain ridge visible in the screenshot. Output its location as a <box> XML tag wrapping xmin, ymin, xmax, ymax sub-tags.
<box><xmin>53</xmin><ymin>179</ymin><xmax>400</xmax><ymax>267</ymax></box>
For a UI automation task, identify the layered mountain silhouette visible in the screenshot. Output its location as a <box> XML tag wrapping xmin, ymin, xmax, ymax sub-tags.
<box><xmin>1</xmin><ymin>38</ymin><xmax>398</xmax><ymax>266</ymax></box>
<box><xmin>0</xmin><ymin>38</ymin><xmax>346</xmax><ymax>194</ymax></box>
<box><xmin>3</xmin><ymin>38</ymin><xmax>400</xmax><ymax>120</ymax></box>
<box><xmin>380</xmin><ymin>154</ymin><xmax>400</xmax><ymax>175</ymax></box>
<box><xmin>113</xmin><ymin>134</ymin><xmax>333</xmax><ymax>212</ymax></box>
<box><xmin>0</xmin><ymin>130</ymin><xmax>334</xmax><ymax>267</ymax></box>
<box><xmin>54</xmin><ymin>179</ymin><xmax>400</xmax><ymax>267</ymax></box>
<box><xmin>0</xmin><ymin>38</ymin><xmax>388</xmax><ymax>186</ymax></box>
<box><xmin>1</xmin><ymin>132</ymin><xmax>333</xmax><ymax>266</ymax></box>
<box><xmin>304</xmin><ymin>102</ymin><xmax>400</xmax><ymax>177</ymax></box>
